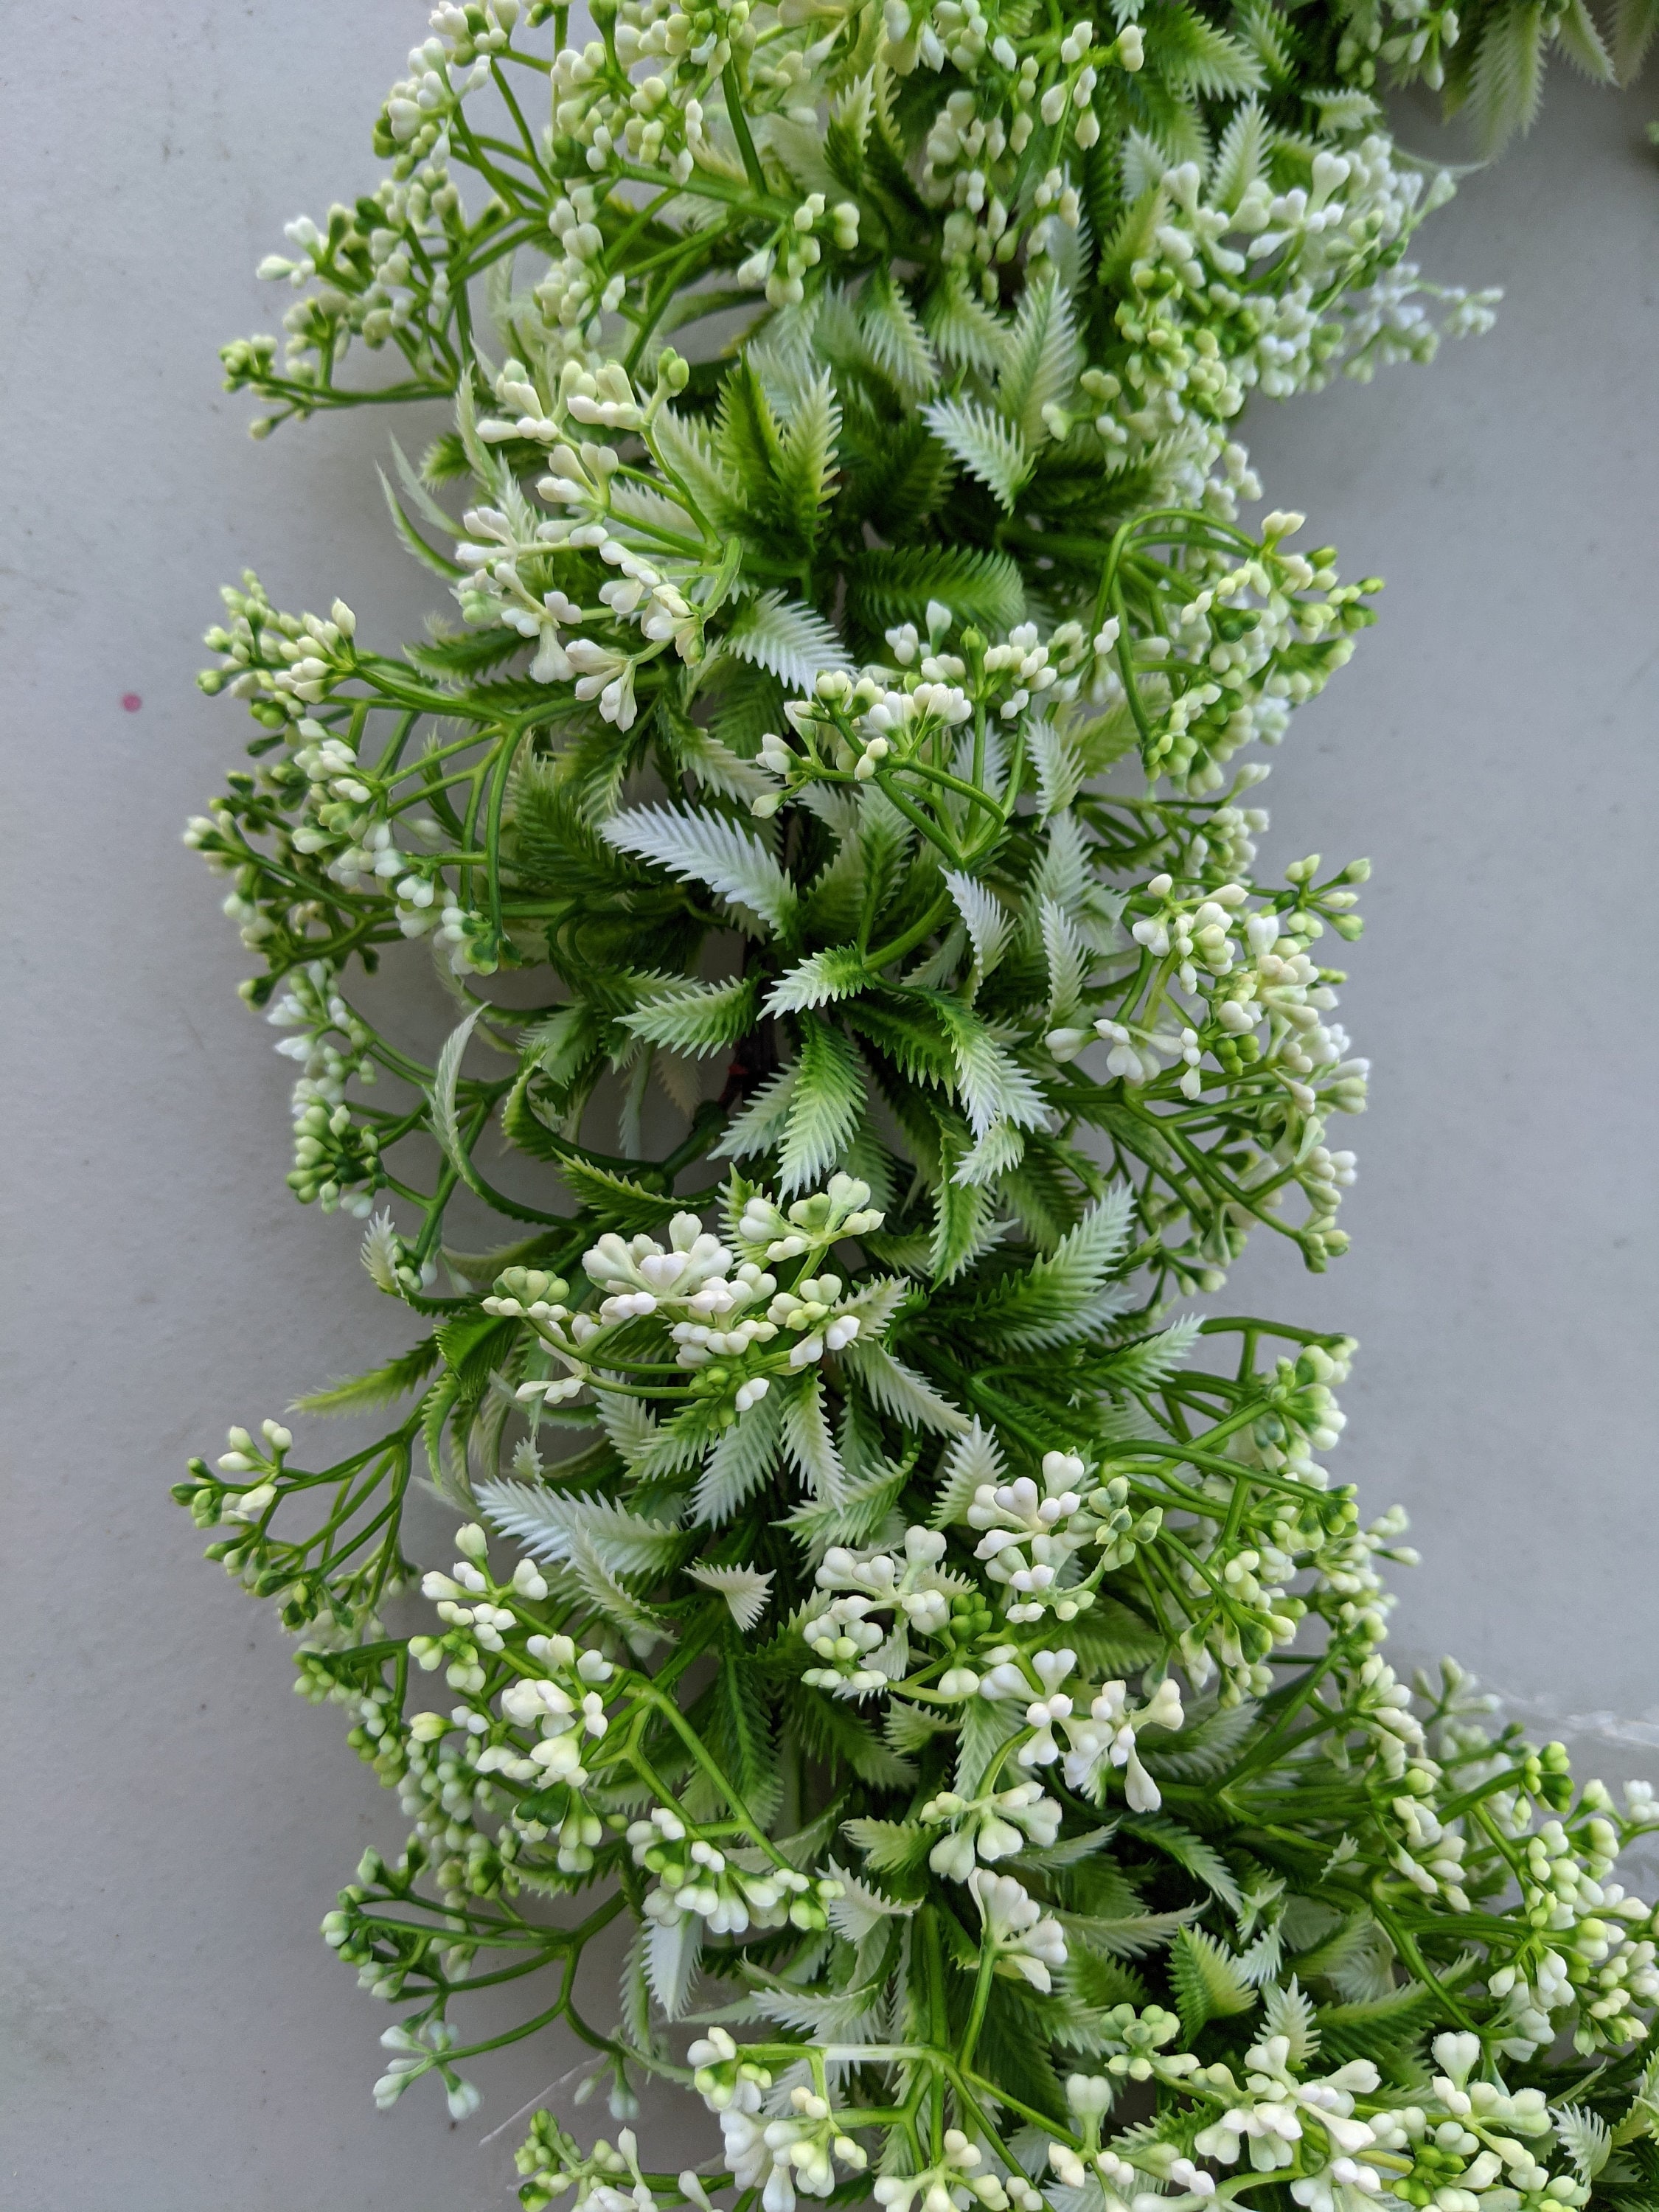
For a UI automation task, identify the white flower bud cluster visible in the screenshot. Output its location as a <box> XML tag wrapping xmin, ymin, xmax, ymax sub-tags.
<box><xmin>964</xmin><ymin>1449</ymin><xmax>1099</xmax><ymax>1622</ymax></box>
<box><xmin>501</xmin><ymin>1185</ymin><xmax>900</xmax><ymax>1419</ymax></box>
<box><xmin>874</xmin><ymin>2129</ymin><xmax>1020</xmax><ymax>2212</ymax></box>
<box><xmin>967</xmin><ymin>1867</ymin><xmax>1068</xmax><ymax>1992</ymax></box>
<box><xmin>919</xmin><ymin>1779</ymin><xmax>1061</xmax><ymax>1879</ymax></box>
<box><xmin>717</xmin><ymin>2080</ymin><xmax>868</xmax><ymax>2212</ymax></box>
<box><xmin>627</xmin><ymin>1806</ymin><xmax>837</xmax><ymax>1935</ymax></box>
<box><xmin>801</xmin><ymin>1527</ymin><xmax>967</xmax><ymax>1693</ymax></box>
<box><xmin>200</xmin><ymin>576</ymin><xmax>356</xmax><ymax>722</ymax></box>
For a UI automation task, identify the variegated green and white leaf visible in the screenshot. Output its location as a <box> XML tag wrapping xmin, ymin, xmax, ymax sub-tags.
<box><xmin>922</xmin><ymin>397</ymin><xmax>1033</xmax><ymax>512</ymax></box>
<box><xmin>726</xmin><ymin>590</ymin><xmax>852</xmax><ymax>689</ymax></box>
<box><xmin>602</xmin><ymin>803</ymin><xmax>799</xmax><ymax>937</ymax></box>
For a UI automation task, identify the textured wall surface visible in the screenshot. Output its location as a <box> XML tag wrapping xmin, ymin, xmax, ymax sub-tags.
<box><xmin>2</xmin><ymin>11</ymin><xmax>1655</xmax><ymax>2205</ymax></box>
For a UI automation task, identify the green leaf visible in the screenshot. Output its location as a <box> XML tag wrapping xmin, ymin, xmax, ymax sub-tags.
<box><xmin>786</xmin><ymin>1682</ymin><xmax>917</xmax><ymax>1787</ymax></box>
<box><xmin>1315</xmin><ymin>1980</ymin><xmax>1438</xmax><ymax>2064</ymax></box>
<box><xmin>922</xmin><ymin>397</ymin><xmax>1034</xmax><ymax>512</ymax></box>
<box><xmin>622</xmin><ymin>974</ymin><xmax>760</xmax><ymax>1057</ymax></box>
<box><xmin>553</xmin><ymin>1155</ymin><xmax>684</xmax><ymax>1231</ymax></box>
<box><xmin>925</xmin><ymin>272</ymin><xmax>1009</xmax><ymax>375</ymax></box>
<box><xmin>1147</xmin><ymin>3</ymin><xmax>1266</xmax><ymax>94</ymax></box>
<box><xmin>1615</xmin><ymin>0</ymin><xmax>1659</xmax><ymax>77</ymax></box>
<box><xmin>479</xmin><ymin>1483</ymin><xmax>685</xmax><ymax>1578</ymax></box>
<box><xmin>691</xmin><ymin>1646</ymin><xmax>782</xmax><ymax>1829</ymax></box>
<box><xmin>779</xmin><ymin>1019</ymin><xmax>866</xmax><ymax>1194</ymax></box>
<box><xmin>844</xmin><ymin>545</ymin><xmax>1025</xmax><ymax>637</ymax></box>
<box><xmin>844</xmin><ymin>1818</ymin><xmax>934</xmax><ymax>1874</ymax></box>
<box><xmin>1211</xmin><ymin>97</ymin><xmax>1268</xmax><ymax>212</ymax></box>
<box><xmin>1056</xmin><ymin>1946</ymin><xmax>1149</xmax><ymax>2024</ymax></box>
<box><xmin>564</xmin><ymin>1526</ymin><xmax>670</xmax><ymax>1652</ymax></box>
<box><xmin>774</xmin><ymin>370</ymin><xmax>841</xmax><ymax>552</ymax></box>
<box><xmin>779</xmin><ymin>1369</ymin><xmax>845</xmax><ymax>1500</ymax></box>
<box><xmin>601</xmin><ymin>802</ymin><xmax>799</xmax><ymax>937</ymax></box>
<box><xmin>766</xmin><ymin>946</ymin><xmax>872</xmax><ymax>1015</ymax></box>
<box><xmin>930</xmin><ymin>1419</ymin><xmax>1006</xmax><ymax>1528</ymax></box>
<box><xmin>840</xmin><ymin>1339</ymin><xmax>968</xmax><ymax>1434</ymax></box>
<box><xmin>960</xmin><ymin>1189</ymin><xmax>1135</xmax><ymax>1349</ymax></box>
<box><xmin>860</xmin><ymin>272</ymin><xmax>939</xmax><ymax>394</ymax></box>
<box><xmin>1124</xmin><ymin>1814</ymin><xmax>1244</xmax><ymax>1913</ymax></box>
<box><xmin>1262</xmin><ymin>1977</ymin><xmax>1321</xmax><ymax>2064</ymax></box>
<box><xmin>925</xmin><ymin>995</ymin><xmax>1048</xmax><ymax>1138</ymax></box>
<box><xmin>1468</xmin><ymin>1</ymin><xmax>1547</xmax><ymax>145</ymax></box>
<box><xmin>1060</xmin><ymin>1905</ymin><xmax>1204</xmax><ymax>1959</ymax></box>
<box><xmin>1170</xmin><ymin>1926</ymin><xmax>1258</xmax><ymax>2039</ymax></box>
<box><xmin>291</xmin><ymin>1336</ymin><xmax>442</xmax><ymax>1413</ymax></box>
<box><xmin>429</xmin><ymin>1005</ymin><xmax>494</xmax><ymax>1201</ymax></box>
<box><xmin>692</xmin><ymin>1388</ymin><xmax>782</xmax><ymax>1525</ymax></box>
<box><xmin>1066</xmin><ymin>1593</ymin><xmax>1168</xmax><ymax>1672</ymax></box>
<box><xmin>995</xmin><ymin>278</ymin><xmax>1080</xmax><ymax>448</ymax></box>
<box><xmin>726</xmin><ymin>590</ymin><xmax>852</xmax><ymax>690</ymax></box>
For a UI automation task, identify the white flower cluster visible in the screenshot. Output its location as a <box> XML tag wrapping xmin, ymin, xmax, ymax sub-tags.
<box><xmin>627</xmin><ymin>1807</ymin><xmax>839</xmax><ymax>1937</ymax></box>
<box><xmin>490</xmin><ymin>1181</ymin><xmax>897</xmax><ymax>1418</ymax></box>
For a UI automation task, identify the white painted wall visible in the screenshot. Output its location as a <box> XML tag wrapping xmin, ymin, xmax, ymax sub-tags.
<box><xmin>3</xmin><ymin>13</ymin><xmax>1655</xmax><ymax>2204</ymax></box>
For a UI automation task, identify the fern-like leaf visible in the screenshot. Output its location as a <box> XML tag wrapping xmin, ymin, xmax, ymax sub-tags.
<box><xmin>602</xmin><ymin>802</ymin><xmax>799</xmax><ymax>936</ymax></box>
<box><xmin>922</xmin><ymin>397</ymin><xmax>1034</xmax><ymax>512</ymax></box>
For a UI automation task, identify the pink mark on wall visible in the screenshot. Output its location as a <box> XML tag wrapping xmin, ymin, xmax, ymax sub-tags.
<box><xmin>122</xmin><ymin>692</ymin><xmax>142</xmax><ymax>712</ymax></box>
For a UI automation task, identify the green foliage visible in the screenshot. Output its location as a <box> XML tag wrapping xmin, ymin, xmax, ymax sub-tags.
<box><xmin>182</xmin><ymin>2</ymin><xmax>1659</xmax><ymax>2202</ymax></box>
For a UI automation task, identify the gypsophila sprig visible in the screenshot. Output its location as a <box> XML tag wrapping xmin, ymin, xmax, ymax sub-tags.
<box><xmin>178</xmin><ymin>6</ymin><xmax>1659</xmax><ymax>2206</ymax></box>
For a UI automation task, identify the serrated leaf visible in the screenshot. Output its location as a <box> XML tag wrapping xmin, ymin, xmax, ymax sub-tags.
<box><xmin>779</xmin><ymin>1020</ymin><xmax>865</xmax><ymax>1194</ymax></box>
<box><xmin>750</xmin><ymin>1980</ymin><xmax>885</xmax><ymax>2040</ymax></box>
<box><xmin>925</xmin><ymin>272</ymin><xmax>1009</xmax><ymax>374</ymax></box>
<box><xmin>922</xmin><ymin>397</ymin><xmax>1033</xmax><ymax>512</ymax></box>
<box><xmin>860</xmin><ymin>273</ymin><xmax>938</xmax><ymax>394</ymax></box>
<box><xmin>956</xmin><ymin>1696</ymin><xmax>1026</xmax><ymax>1798</ymax></box>
<box><xmin>686</xmin><ymin>1562</ymin><xmax>775</xmax><ymax>1631</ymax></box>
<box><xmin>1315</xmin><ymin>1979</ymin><xmax>1438</xmax><ymax>2063</ymax></box>
<box><xmin>1555</xmin><ymin>2106</ymin><xmax>1613</xmax><ymax>2184</ymax></box>
<box><xmin>1124</xmin><ymin>1813</ymin><xmax>1243</xmax><ymax>1912</ymax></box>
<box><xmin>566</xmin><ymin>1526</ymin><xmax>670</xmax><ymax>1652</ymax></box>
<box><xmin>844</xmin><ymin>545</ymin><xmax>1025</xmax><ymax>636</ymax></box>
<box><xmin>429</xmin><ymin>1004</ymin><xmax>487</xmax><ymax>1185</ymax></box>
<box><xmin>766</xmin><ymin>946</ymin><xmax>872</xmax><ymax>1015</ymax></box>
<box><xmin>844</xmin><ymin>1818</ymin><xmax>934</xmax><ymax>1874</ymax></box>
<box><xmin>841</xmin><ymin>1339</ymin><xmax>968</xmax><ymax>1434</ymax></box>
<box><xmin>996</xmin><ymin>278</ymin><xmax>1080</xmax><ymax>448</ymax></box>
<box><xmin>653</xmin><ymin>405</ymin><xmax>745</xmax><ymax>532</ymax></box>
<box><xmin>479</xmin><ymin>1482</ymin><xmax>684</xmax><ymax>1577</ymax></box>
<box><xmin>601</xmin><ymin>802</ymin><xmax>799</xmax><ymax>937</ymax></box>
<box><xmin>926</xmin><ymin>995</ymin><xmax>1048</xmax><ymax>1138</ymax></box>
<box><xmin>931</xmin><ymin>1418</ymin><xmax>1006</xmax><ymax>1528</ymax></box>
<box><xmin>726</xmin><ymin>589</ymin><xmax>852</xmax><ymax>689</ymax></box>
<box><xmin>647</xmin><ymin>1913</ymin><xmax>703</xmax><ymax>2021</ymax></box>
<box><xmin>1099</xmin><ymin>1314</ymin><xmax>1205</xmax><ymax>1395</ymax></box>
<box><xmin>825</xmin><ymin>1860</ymin><xmax>919</xmax><ymax>1942</ymax></box>
<box><xmin>1211</xmin><ymin>97</ymin><xmax>1268</xmax><ymax>211</ymax></box>
<box><xmin>774</xmin><ymin>370</ymin><xmax>841</xmax><ymax>550</ymax></box>
<box><xmin>781</xmin><ymin>1369</ymin><xmax>846</xmax><ymax>1502</ymax></box>
<box><xmin>1040</xmin><ymin>898</ymin><xmax>1088</xmax><ymax>1026</ymax></box>
<box><xmin>1170</xmin><ymin>1926</ymin><xmax>1258</xmax><ymax>2039</ymax></box>
<box><xmin>693</xmin><ymin>1388</ymin><xmax>782</xmax><ymax>1525</ymax></box>
<box><xmin>1262</xmin><ymin>1978</ymin><xmax>1321</xmax><ymax>2063</ymax></box>
<box><xmin>1060</xmin><ymin>1905</ymin><xmax>1203</xmax><ymax>1959</ymax></box>
<box><xmin>292</xmin><ymin>1336</ymin><xmax>442</xmax><ymax>1414</ymax></box>
<box><xmin>1151</xmin><ymin>3</ymin><xmax>1267</xmax><ymax>94</ymax></box>
<box><xmin>1029</xmin><ymin>720</ymin><xmax>1087</xmax><ymax>819</ymax></box>
<box><xmin>712</xmin><ymin>1062</ymin><xmax>799</xmax><ymax>1162</ymax></box>
<box><xmin>963</xmin><ymin>1189</ymin><xmax>1135</xmax><ymax>1349</ymax></box>
<box><xmin>622</xmin><ymin>974</ymin><xmax>760</xmax><ymax>1057</ymax></box>
<box><xmin>1469</xmin><ymin>1</ymin><xmax>1547</xmax><ymax>145</ymax></box>
<box><xmin>944</xmin><ymin>871</ymin><xmax>1015</xmax><ymax>981</ymax></box>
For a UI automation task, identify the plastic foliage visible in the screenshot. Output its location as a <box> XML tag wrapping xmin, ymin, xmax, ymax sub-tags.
<box><xmin>180</xmin><ymin>4</ymin><xmax>1659</xmax><ymax>2208</ymax></box>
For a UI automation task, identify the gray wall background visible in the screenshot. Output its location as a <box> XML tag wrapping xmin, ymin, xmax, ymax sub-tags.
<box><xmin>2</xmin><ymin>8</ymin><xmax>1655</xmax><ymax>2205</ymax></box>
